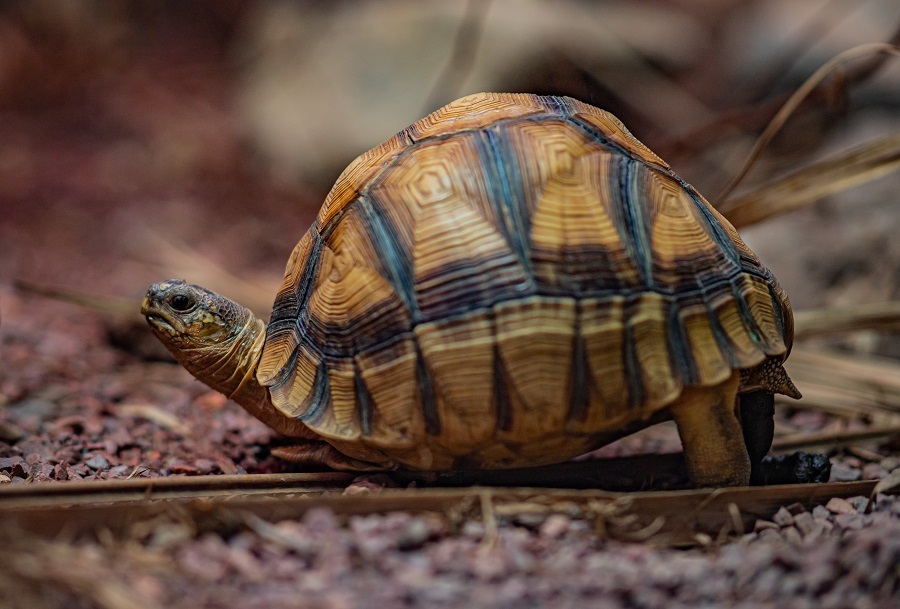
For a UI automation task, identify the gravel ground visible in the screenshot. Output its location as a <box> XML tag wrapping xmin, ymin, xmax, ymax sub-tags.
<box><xmin>1</xmin><ymin>284</ymin><xmax>898</xmax><ymax>609</ymax></box>
<box><xmin>1</xmin><ymin>6</ymin><xmax>898</xmax><ymax>606</ymax></box>
<box><xmin>1</xmin><ymin>492</ymin><xmax>897</xmax><ymax>609</ymax></box>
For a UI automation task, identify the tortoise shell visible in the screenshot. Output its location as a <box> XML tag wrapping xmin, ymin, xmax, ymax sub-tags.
<box><xmin>256</xmin><ymin>93</ymin><xmax>792</xmax><ymax>470</ymax></box>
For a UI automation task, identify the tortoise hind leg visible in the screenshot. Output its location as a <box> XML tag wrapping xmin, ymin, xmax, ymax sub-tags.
<box><xmin>669</xmin><ymin>372</ymin><xmax>751</xmax><ymax>487</ymax></box>
<box><xmin>739</xmin><ymin>390</ymin><xmax>775</xmax><ymax>484</ymax></box>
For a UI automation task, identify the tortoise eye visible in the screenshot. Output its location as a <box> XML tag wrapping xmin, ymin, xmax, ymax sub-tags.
<box><xmin>169</xmin><ymin>294</ymin><xmax>194</xmax><ymax>311</ymax></box>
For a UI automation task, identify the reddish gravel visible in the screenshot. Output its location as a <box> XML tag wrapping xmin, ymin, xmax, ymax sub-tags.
<box><xmin>1</xmin><ymin>493</ymin><xmax>897</xmax><ymax>609</ymax></box>
<box><xmin>0</xmin><ymin>290</ymin><xmax>297</xmax><ymax>483</ymax></box>
<box><xmin>1</xmin><ymin>287</ymin><xmax>898</xmax><ymax>609</ymax></box>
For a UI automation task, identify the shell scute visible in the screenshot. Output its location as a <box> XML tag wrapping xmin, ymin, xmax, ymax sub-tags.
<box><xmin>257</xmin><ymin>93</ymin><xmax>794</xmax><ymax>470</ymax></box>
<box><xmin>493</xmin><ymin>297</ymin><xmax>577</xmax><ymax>443</ymax></box>
<box><xmin>353</xmin><ymin>336</ymin><xmax>428</xmax><ymax>453</ymax></box>
<box><xmin>507</xmin><ymin>119</ymin><xmax>642</xmax><ymax>294</ymax></box>
<box><xmin>407</xmin><ymin>92</ymin><xmax>548</xmax><ymax>141</ymax></box>
<box><xmin>316</xmin><ymin>131</ymin><xmax>409</xmax><ymax>228</ymax></box>
<box><xmin>369</xmin><ymin>134</ymin><xmax>533</xmax><ymax>321</ymax></box>
<box><xmin>305</xmin><ymin>245</ymin><xmax>412</xmax><ymax>355</ymax></box>
<box><xmin>414</xmin><ymin>310</ymin><xmax>497</xmax><ymax>453</ymax></box>
<box><xmin>561</xmin><ymin>97</ymin><xmax>669</xmax><ymax>169</ymax></box>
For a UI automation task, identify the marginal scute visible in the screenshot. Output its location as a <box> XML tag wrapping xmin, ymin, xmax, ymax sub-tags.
<box><xmin>710</xmin><ymin>289</ymin><xmax>768</xmax><ymax>369</ymax></box>
<box><xmin>770</xmin><ymin>279</ymin><xmax>794</xmax><ymax>355</ymax></box>
<box><xmin>302</xmin><ymin>358</ymin><xmax>361</xmax><ymax>441</ymax></box>
<box><xmin>408</xmin><ymin>92</ymin><xmax>546</xmax><ymax>141</ymax></box>
<box><xmin>268</xmin><ymin>341</ymin><xmax>323</xmax><ymax>419</ymax></box>
<box><xmin>628</xmin><ymin>293</ymin><xmax>682</xmax><ymax>409</ymax></box>
<box><xmin>415</xmin><ymin>310</ymin><xmax>496</xmax><ymax>453</ymax></box>
<box><xmin>354</xmin><ymin>336</ymin><xmax>427</xmax><ymax>451</ymax></box>
<box><xmin>494</xmin><ymin>297</ymin><xmax>576</xmax><ymax>443</ymax></box>
<box><xmin>259</xmin><ymin>231</ymin><xmax>319</xmax><ymax>386</ymax></box>
<box><xmin>570</xmin><ymin>295</ymin><xmax>629</xmax><ymax>432</ymax></box>
<box><xmin>678</xmin><ymin>300</ymin><xmax>732</xmax><ymax>386</ymax></box>
<box><xmin>738</xmin><ymin>274</ymin><xmax>787</xmax><ymax>356</ymax></box>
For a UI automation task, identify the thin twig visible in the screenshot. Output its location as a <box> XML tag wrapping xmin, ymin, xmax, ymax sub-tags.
<box><xmin>423</xmin><ymin>0</ymin><xmax>492</xmax><ymax>114</ymax></box>
<box><xmin>720</xmin><ymin>132</ymin><xmax>900</xmax><ymax>227</ymax></box>
<box><xmin>794</xmin><ymin>301</ymin><xmax>900</xmax><ymax>338</ymax></box>
<box><xmin>717</xmin><ymin>43</ymin><xmax>900</xmax><ymax>202</ymax></box>
<box><xmin>737</xmin><ymin>0</ymin><xmax>865</xmax><ymax>103</ymax></box>
<box><xmin>773</xmin><ymin>424</ymin><xmax>900</xmax><ymax>452</ymax></box>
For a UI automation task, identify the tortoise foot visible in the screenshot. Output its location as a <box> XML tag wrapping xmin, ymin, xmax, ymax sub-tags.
<box><xmin>271</xmin><ymin>441</ymin><xmax>387</xmax><ymax>472</ymax></box>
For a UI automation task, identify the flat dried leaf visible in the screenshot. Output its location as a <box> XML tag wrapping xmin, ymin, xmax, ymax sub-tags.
<box><xmin>872</xmin><ymin>468</ymin><xmax>900</xmax><ymax>496</ymax></box>
<box><xmin>115</xmin><ymin>404</ymin><xmax>193</xmax><ymax>435</ymax></box>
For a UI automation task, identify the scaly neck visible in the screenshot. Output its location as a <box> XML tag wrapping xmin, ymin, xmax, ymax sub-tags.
<box><xmin>195</xmin><ymin>313</ymin><xmax>315</xmax><ymax>440</ymax></box>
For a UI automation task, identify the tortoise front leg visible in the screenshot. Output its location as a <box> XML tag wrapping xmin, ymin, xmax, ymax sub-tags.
<box><xmin>271</xmin><ymin>442</ymin><xmax>388</xmax><ymax>472</ymax></box>
<box><xmin>669</xmin><ymin>372</ymin><xmax>751</xmax><ymax>487</ymax></box>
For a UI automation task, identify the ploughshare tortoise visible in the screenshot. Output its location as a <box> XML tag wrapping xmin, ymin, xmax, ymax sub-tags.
<box><xmin>142</xmin><ymin>93</ymin><xmax>801</xmax><ymax>487</ymax></box>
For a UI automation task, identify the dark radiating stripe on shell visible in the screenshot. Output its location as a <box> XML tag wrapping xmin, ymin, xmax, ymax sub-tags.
<box><xmin>683</xmin><ymin>187</ymin><xmax>741</xmax><ymax>271</ymax></box>
<box><xmin>706</xmin><ymin>292</ymin><xmax>743</xmax><ymax>369</ymax></box>
<box><xmin>732</xmin><ymin>280</ymin><xmax>770</xmax><ymax>353</ymax></box>
<box><xmin>261</xmin><ymin>233</ymin><xmax>324</xmax><ymax>387</ymax></box>
<box><xmin>269</xmin><ymin>340</ymin><xmax>326</xmax><ymax>421</ymax></box>
<box><xmin>493</xmin><ymin>343</ymin><xmax>512</xmax><ymax>432</ymax></box>
<box><xmin>769</xmin><ymin>282</ymin><xmax>788</xmax><ymax>346</ymax></box>
<box><xmin>356</xmin><ymin>195</ymin><xmax>419</xmax><ymax>321</ymax></box>
<box><xmin>485</xmin><ymin>121</ymin><xmax>538</xmax><ymax>251</ymax></box>
<box><xmin>622</xmin><ymin>297</ymin><xmax>645</xmax><ymax>409</ymax></box>
<box><xmin>353</xmin><ymin>364</ymin><xmax>373</xmax><ymax>435</ymax></box>
<box><xmin>567</xmin><ymin>321</ymin><xmax>591</xmax><ymax>422</ymax></box>
<box><xmin>665</xmin><ymin>295</ymin><xmax>696</xmax><ymax>385</ymax></box>
<box><xmin>297</xmin><ymin>362</ymin><xmax>330</xmax><ymax>424</ymax></box>
<box><xmin>415</xmin><ymin>343</ymin><xmax>439</xmax><ymax>435</ymax></box>
<box><xmin>619</xmin><ymin>159</ymin><xmax>654</xmax><ymax>288</ymax></box>
<box><xmin>275</xmin><ymin>233</ymin><xmax>323</xmax><ymax>330</ymax></box>
<box><xmin>478</xmin><ymin>129</ymin><xmax>533</xmax><ymax>276</ymax></box>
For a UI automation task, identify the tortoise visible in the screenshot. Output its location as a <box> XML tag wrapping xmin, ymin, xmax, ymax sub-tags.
<box><xmin>142</xmin><ymin>92</ymin><xmax>801</xmax><ymax>487</ymax></box>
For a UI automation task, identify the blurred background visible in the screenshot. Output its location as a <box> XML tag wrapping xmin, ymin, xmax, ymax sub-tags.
<box><xmin>0</xmin><ymin>0</ymin><xmax>897</xmax><ymax>353</ymax></box>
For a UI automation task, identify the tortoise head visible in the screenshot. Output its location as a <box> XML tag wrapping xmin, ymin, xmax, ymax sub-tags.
<box><xmin>141</xmin><ymin>280</ymin><xmax>264</xmax><ymax>396</ymax></box>
<box><xmin>141</xmin><ymin>280</ymin><xmax>315</xmax><ymax>439</ymax></box>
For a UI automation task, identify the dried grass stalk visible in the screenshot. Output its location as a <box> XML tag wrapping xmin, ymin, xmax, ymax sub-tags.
<box><xmin>785</xmin><ymin>346</ymin><xmax>900</xmax><ymax>417</ymax></box>
<box><xmin>794</xmin><ymin>301</ymin><xmax>900</xmax><ymax>338</ymax></box>
<box><xmin>721</xmin><ymin>132</ymin><xmax>900</xmax><ymax>228</ymax></box>
<box><xmin>716</xmin><ymin>42</ymin><xmax>900</xmax><ymax>201</ymax></box>
<box><xmin>0</xmin><ymin>480</ymin><xmax>879</xmax><ymax>547</ymax></box>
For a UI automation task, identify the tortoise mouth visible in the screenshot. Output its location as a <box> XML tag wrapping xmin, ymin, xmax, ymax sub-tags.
<box><xmin>141</xmin><ymin>293</ymin><xmax>184</xmax><ymax>335</ymax></box>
